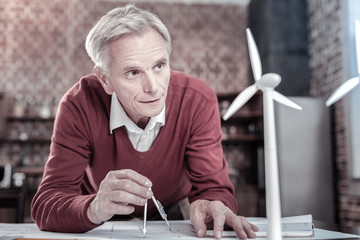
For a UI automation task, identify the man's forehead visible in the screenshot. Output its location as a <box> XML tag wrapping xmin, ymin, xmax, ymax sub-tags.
<box><xmin>108</xmin><ymin>31</ymin><xmax>168</xmax><ymax>68</ymax></box>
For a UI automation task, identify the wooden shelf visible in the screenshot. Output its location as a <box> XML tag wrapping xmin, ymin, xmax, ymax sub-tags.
<box><xmin>0</xmin><ymin>139</ymin><xmax>51</xmax><ymax>144</ymax></box>
<box><xmin>15</xmin><ymin>166</ymin><xmax>44</xmax><ymax>176</ymax></box>
<box><xmin>221</xmin><ymin>111</ymin><xmax>263</xmax><ymax>123</ymax></box>
<box><xmin>6</xmin><ymin>116</ymin><xmax>55</xmax><ymax>122</ymax></box>
<box><xmin>222</xmin><ymin>134</ymin><xmax>263</xmax><ymax>143</ymax></box>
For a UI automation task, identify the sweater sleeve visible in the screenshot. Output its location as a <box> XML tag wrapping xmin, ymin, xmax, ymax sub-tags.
<box><xmin>185</xmin><ymin>91</ymin><xmax>238</xmax><ymax>213</ymax></box>
<box><xmin>31</xmin><ymin>92</ymin><xmax>100</xmax><ymax>233</ymax></box>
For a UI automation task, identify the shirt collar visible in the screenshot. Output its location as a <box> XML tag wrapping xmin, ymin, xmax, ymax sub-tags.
<box><xmin>109</xmin><ymin>92</ymin><xmax>165</xmax><ymax>134</ymax></box>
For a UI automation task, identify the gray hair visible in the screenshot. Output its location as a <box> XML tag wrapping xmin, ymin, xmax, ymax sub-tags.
<box><xmin>85</xmin><ymin>4</ymin><xmax>171</xmax><ymax>73</ymax></box>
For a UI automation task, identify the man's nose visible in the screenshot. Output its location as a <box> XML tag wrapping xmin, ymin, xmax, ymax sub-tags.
<box><xmin>143</xmin><ymin>73</ymin><xmax>159</xmax><ymax>93</ymax></box>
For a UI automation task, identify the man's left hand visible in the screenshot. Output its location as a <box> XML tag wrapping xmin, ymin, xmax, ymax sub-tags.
<box><xmin>190</xmin><ymin>199</ymin><xmax>258</xmax><ymax>239</ymax></box>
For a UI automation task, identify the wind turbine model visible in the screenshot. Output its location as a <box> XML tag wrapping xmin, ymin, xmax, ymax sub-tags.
<box><xmin>326</xmin><ymin>20</ymin><xmax>360</xmax><ymax>106</ymax></box>
<box><xmin>223</xmin><ymin>29</ymin><xmax>302</xmax><ymax>240</ymax></box>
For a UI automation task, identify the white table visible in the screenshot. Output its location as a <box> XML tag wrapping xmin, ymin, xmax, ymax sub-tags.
<box><xmin>0</xmin><ymin>220</ymin><xmax>359</xmax><ymax>240</ymax></box>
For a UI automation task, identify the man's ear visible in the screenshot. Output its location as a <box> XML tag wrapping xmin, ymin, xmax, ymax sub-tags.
<box><xmin>94</xmin><ymin>67</ymin><xmax>114</xmax><ymax>95</ymax></box>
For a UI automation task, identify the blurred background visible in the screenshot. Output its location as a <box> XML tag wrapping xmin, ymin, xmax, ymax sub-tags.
<box><xmin>0</xmin><ymin>0</ymin><xmax>359</xmax><ymax>231</ymax></box>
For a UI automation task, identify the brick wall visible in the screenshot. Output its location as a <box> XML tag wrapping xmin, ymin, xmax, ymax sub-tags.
<box><xmin>307</xmin><ymin>0</ymin><xmax>360</xmax><ymax>227</ymax></box>
<box><xmin>0</xmin><ymin>0</ymin><xmax>249</xmax><ymax>101</ymax></box>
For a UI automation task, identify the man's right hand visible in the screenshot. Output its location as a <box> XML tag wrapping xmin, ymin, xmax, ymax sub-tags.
<box><xmin>87</xmin><ymin>169</ymin><xmax>153</xmax><ymax>224</ymax></box>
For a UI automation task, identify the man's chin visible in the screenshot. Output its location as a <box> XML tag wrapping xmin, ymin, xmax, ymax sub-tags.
<box><xmin>144</xmin><ymin>106</ymin><xmax>164</xmax><ymax>117</ymax></box>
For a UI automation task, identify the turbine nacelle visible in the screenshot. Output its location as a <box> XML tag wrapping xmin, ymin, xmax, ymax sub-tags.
<box><xmin>257</xmin><ymin>73</ymin><xmax>281</xmax><ymax>90</ymax></box>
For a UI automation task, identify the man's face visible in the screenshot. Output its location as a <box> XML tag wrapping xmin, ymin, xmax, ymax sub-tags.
<box><xmin>98</xmin><ymin>29</ymin><xmax>170</xmax><ymax>126</ymax></box>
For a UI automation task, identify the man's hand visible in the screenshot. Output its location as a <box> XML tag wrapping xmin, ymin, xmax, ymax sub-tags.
<box><xmin>87</xmin><ymin>169</ymin><xmax>153</xmax><ymax>224</ymax></box>
<box><xmin>190</xmin><ymin>199</ymin><xmax>258</xmax><ymax>239</ymax></box>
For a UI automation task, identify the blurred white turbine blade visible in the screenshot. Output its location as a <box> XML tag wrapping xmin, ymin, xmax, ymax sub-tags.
<box><xmin>246</xmin><ymin>28</ymin><xmax>262</xmax><ymax>81</ymax></box>
<box><xmin>326</xmin><ymin>77</ymin><xmax>360</xmax><ymax>107</ymax></box>
<box><xmin>223</xmin><ymin>84</ymin><xmax>258</xmax><ymax>120</ymax></box>
<box><xmin>355</xmin><ymin>20</ymin><xmax>360</xmax><ymax>74</ymax></box>
<box><xmin>273</xmin><ymin>91</ymin><xmax>302</xmax><ymax>110</ymax></box>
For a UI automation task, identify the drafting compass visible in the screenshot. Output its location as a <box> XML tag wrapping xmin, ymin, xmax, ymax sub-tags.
<box><xmin>141</xmin><ymin>188</ymin><xmax>171</xmax><ymax>237</ymax></box>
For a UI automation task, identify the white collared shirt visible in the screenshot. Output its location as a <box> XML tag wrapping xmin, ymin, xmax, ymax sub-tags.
<box><xmin>109</xmin><ymin>93</ymin><xmax>165</xmax><ymax>152</ymax></box>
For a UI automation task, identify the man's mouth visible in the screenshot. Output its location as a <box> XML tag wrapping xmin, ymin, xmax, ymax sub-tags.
<box><xmin>140</xmin><ymin>95</ymin><xmax>163</xmax><ymax>104</ymax></box>
<box><xmin>141</xmin><ymin>98</ymin><xmax>160</xmax><ymax>104</ymax></box>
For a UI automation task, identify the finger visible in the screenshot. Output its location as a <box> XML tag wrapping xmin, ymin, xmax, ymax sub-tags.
<box><xmin>108</xmin><ymin>201</ymin><xmax>135</xmax><ymax>215</ymax></box>
<box><xmin>224</xmin><ymin>213</ymin><xmax>247</xmax><ymax>239</ymax></box>
<box><xmin>240</xmin><ymin>216</ymin><xmax>258</xmax><ymax>238</ymax></box>
<box><xmin>114</xmin><ymin>169</ymin><xmax>152</xmax><ymax>188</ymax></box>
<box><xmin>251</xmin><ymin>223</ymin><xmax>259</xmax><ymax>232</ymax></box>
<box><xmin>87</xmin><ymin>197</ymin><xmax>136</xmax><ymax>223</ymax></box>
<box><xmin>111</xmin><ymin>178</ymin><xmax>153</xmax><ymax>199</ymax></box>
<box><xmin>108</xmin><ymin>189</ymin><xmax>148</xmax><ymax>206</ymax></box>
<box><xmin>212</xmin><ymin>211</ymin><xmax>226</xmax><ymax>239</ymax></box>
<box><xmin>190</xmin><ymin>210</ymin><xmax>207</xmax><ymax>237</ymax></box>
<box><xmin>227</xmin><ymin>215</ymin><xmax>257</xmax><ymax>239</ymax></box>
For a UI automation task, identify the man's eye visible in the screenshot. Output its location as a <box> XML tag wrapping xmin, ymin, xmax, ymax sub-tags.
<box><xmin>155</xmin><ymin>62</ymin><xmax>164</xmax><ymax>70</ymax></box>
<box><xmin>130</xmin><ymin>70</ymin><xmax>138</xmax><ymax>76</ymax></box>
<box><xmin>126</xmin><ymin>70</ymin><xmax>139</xmax><ymax>79</ymax></box>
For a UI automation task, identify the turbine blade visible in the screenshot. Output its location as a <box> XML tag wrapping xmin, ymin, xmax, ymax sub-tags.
<box><xmin>223</xmin><ymin>85</ymin><xmax>258</xmax><ymax>120</ymax></box>
<box><xmin>273</xmin><ymin>91</ymin><xmax>302</xmax><ymax>110</ymax></box>
<box><xmin>326</xmin><ymin>77</ymin><xmax>360</xmax><ymax>106</ymax></box>
<box><xmin>246</xmin><ymin>28</ymin><xmax>262</xmax><ymax>81</ymax></box>
<box><xmin>355</xmin><ymin>20</ymin><xmax>360</xmax><ymax>75</ymax></box>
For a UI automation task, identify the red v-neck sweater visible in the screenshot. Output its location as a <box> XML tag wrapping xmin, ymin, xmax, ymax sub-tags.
<box><xmin>31</xmin><ymin>70</ymin><xmax>237</xmax><ymax>232</ymax></box>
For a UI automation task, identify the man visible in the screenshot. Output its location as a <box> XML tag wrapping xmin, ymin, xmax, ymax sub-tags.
<box><xmin>31</xmin><ymin>4</ymin><xmax>257</xmax><ymax>239</ymax></box>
